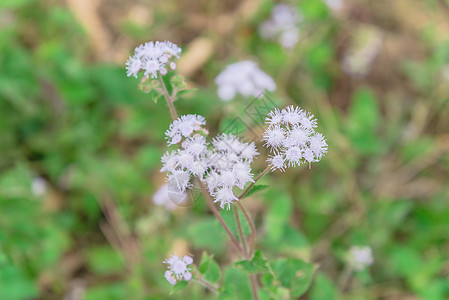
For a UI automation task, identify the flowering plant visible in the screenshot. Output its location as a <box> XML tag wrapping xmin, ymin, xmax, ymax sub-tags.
<box><xmin>127</xmin><ymin>40</ymin><xmax>331</xmax><ymax>299</ymax></box>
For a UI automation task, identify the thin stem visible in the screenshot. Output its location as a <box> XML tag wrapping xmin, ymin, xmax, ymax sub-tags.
<box><xmin>234</xmin><ymin>204</ymin><xmax>259</xmax><ymax>300</ymax></box>
<box><xmin>233</xmin><ymin>205</ymin><xmax>248</xmax><ymax>258</ymax></box>
<box><xmin>193</xmin><ymin>278</ymin><xmax>219</xmax><ymax>294</ymax></box>
<box><xmin>158</xmin><ymin>76</ymin><xmax>178</xmax><ymax>120</ymax></box>
<box><xmin>237</xmin><ymin>202</ymin><xmax>256</xmax><ymax>257</ymax></box>
<box><xmin>249</xmin><ymin>274</ymin><xmax>260</xmax><ymax>300</ymax></box>
<box><xmin>237</xmin><ymin>166</ymin><xmax>271</xmax><ymax>199</ymax></box>
<box><xmin>198</xmin><ymin>179</ymin><xmax>245</xmax><ymax>255</ymax></box>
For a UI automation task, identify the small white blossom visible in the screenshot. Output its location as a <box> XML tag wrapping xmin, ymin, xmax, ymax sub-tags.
<box><xmin>164</xmin><ymin>254</ymin><xmax>193</xmax><ymax>285</ymax></box>
<box><xmin>263</xmin><ymin>105</ymin><xmax>327</xmax><ymax>171</ymax></box>
<box><xmin>348</xmin><ymin>246</ymin><xmax>374</xmax><ymax>271</ymax></box>
<box><xmin>161</xmin><ymin>115</ymin><xmax>211</xmax><ymax>194</ymax></box>
<box><xmin>213</xmin><ymin>187</ymin><xmax>238</xmax><ymax>210</ymax></box>
<box><xmin>267</xmin><ymin>153</ymin><xmax>286</xmax><ymax>172</ymax></box>
<box><xmin>165</xmin><ymin>114</ymin><xmax>206</xmax><ymax>145</ymax></box>
<box><xmin>259</xmin><ymin>4</ymin><xmax>302</xmax><ymax>49</ymax></box>
<box><xmin>126</xmin><ymin>40</ymin><xmax>181</xmax><ymax>79</ymax></box>
<box><xmin>205</xmin><ymin>134</ymin><xmax>258</xmax><ymax>209</ymax></box>
<box><xmin>215</xmin><ymin>61</ymin><xmax>276</xmax><ymax>101</ymax></box>
<box><xmin>31</xmin><ymin>176</ymin><xmax>47</xmax><ymax>197</ymax></box>
<box><xmin>168</xmin><ymin>169</ymin><xmax>192</xmax><ymax>192</ymax></box>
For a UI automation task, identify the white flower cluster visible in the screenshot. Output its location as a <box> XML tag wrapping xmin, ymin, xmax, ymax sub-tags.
<box><xmin>263</xmin><ymin>106</ymin><xmax>327</xmax><ymax>171</ymax></box>
<box><xmin>259</xmin><ymin>3</ymin><xmax>302</xmax><ymax>49</ymax></box>
<box><xmin>153</xmin><ymin>183</ymin><xmax>187</xmax><ymax>210</ymax></box>
<box><xmin>161</xmin><ymin>114</ymin><xmax>210</xmax><ymax>193</ymax></box>
<box><xmin>126</xmin><ymin>41</ymin><xmax>181</xmax><ymax>79</ymax></box>
<box><xmin>161</xmin><ymin>115</ymin><xmax>259</xmax><ymax>210</ymax></box>
<box><xmin>205</xmin><ymin>134</ymin><xmax>258</xmax><ymax>209</ymax></box>
<box><xmin>164</xmin><ymin>254</ymin><xmax>193</xmax><ymax>285</ymax></box>
<box><xmin>348</xmin><ymin>246</ymin><xmax>374</xmax><ymax>271</ymax></box>
<box><xmin>215</xmin><ymin>61</ymin><xmax>276</xmax><ymax>101</ymax></box>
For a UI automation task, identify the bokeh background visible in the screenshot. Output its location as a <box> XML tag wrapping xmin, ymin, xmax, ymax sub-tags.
<box><xmin>1</xmin><ymin>0</ymin><xmax>449</xmax><ymax>299</ymax></box>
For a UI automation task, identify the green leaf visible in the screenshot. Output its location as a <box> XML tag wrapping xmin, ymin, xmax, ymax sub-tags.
<box><xmin>199</xmin><ymin>252</ymin><xmax>221</xmax><ymax>283</ymax></box>
<box><xmin>187</xmin><ymin>218</ymin><xmax>226</xmax><ymax>253</ymax></box>
<box><xmin>87</xmin><ymin>246</ymin><xmax>125</xmax><ymax>275</ymax></box>
<box><xmin>346</xmin><ymin>87</ymin><xmax>381</xmax><ymax>154</ymax></box>
<box><xmin>0</xmin><ymin>252</ymin><xmax>38</xmax><ymax>300</ymax></box>
<box><xmin>171</xmin><ymin>280</ymin><xmax>188</xmax><ymax>294</ymax></box>
<box><xmin>220</xmin><ymin>268</ymin><xmax>252</xmax><ymax>300</ymax></box>
<box><xmin>270</xmin><ymin>258</ymin><xmax>316</xmax><ymax>298</ymax></box>
<box><xmin>310</xmin><ymin>273</ymin><xmax>338</xmax><ymax>300</ymax></box>
<box><xmin>235</xmin><ymin>250</ymin><xmax>270</xmax><ymax>274</ymax></box>
<box><xmin>241</xmin><ymin>185</ymin><xmax>270</xmax><ymax>199</ymax></box>
<box><xmin>265</xmin><ymin>191</ymin><xmax>292</xmax><ymax>242</ymax></box>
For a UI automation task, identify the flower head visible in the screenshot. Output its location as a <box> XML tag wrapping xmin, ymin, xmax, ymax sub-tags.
<box><xmin>205</xmin><ymin>134</ymin><xmax>258</xmax><ymax>209</ymax></box>
<box><xmin>348</xmin><ymin>246</ymin><xmax>374</xmax><ymax>271</ymax></box>
<box><xmin>161</xmin><ymin>115</ymin><xmax>210</xmax><ymax>196</ymax></box>
<box><xmin>164</xmin><ymin>254</ymin><xmax>193</xmax><ymax>285</ymax></box>
<box><xmin>259</xmin><ymin>4</ymin><xmax>302</xmax><ymax>49</ymax></box>
<box><xmin>165</xmin><ymin>114</ymin><xmax>206</xmax><ymax>145</ymax></box>
<box><xmin>126</xmin><ymin>41</ymin><xmax>181</xmax><ymax>79</ymax></box>
<box><xmin>215</xmin><ymin>61</ymin><xmax>276</xmax><ymax>101</ymax></box>
<box><xmin>263</xmin><ymin>105</ymin><xmax>327</xmax><ymax>171</ymax></box>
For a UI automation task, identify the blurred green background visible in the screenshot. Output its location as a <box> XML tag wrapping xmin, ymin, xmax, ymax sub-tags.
<box><xmin>1</xmin><ymin>0</ymin><xmax>449</xmax><ymax>299</ymax></box>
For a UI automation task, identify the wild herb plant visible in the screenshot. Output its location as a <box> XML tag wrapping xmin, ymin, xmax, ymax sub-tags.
<box><xmin>126</xmin><ymin>40</ymin><xmax>328</xmax><ymax>299</ymax></box>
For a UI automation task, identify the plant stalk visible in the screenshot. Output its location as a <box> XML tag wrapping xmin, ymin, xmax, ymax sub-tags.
<box><xmin>158</xmin><ymin>76</ymin><xmax>178</xmax><ymax>119</ymax></box>
<box><xmin>198</xmin><ymin>179</ymin><xmax>245</xmax><ymax>255</ymax></box>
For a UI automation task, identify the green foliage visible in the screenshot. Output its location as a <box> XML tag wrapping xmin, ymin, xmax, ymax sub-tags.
<box><xmin>199</xmin><ymin>253</ymin><xmax>221</xmax><ymax>283</ymax></box>
<box><xmin>241</xmin><ymin>184</ymin><xmax>270</xmax><ymax>199</ymax></box>
<box><xmin>235</xmin><ymin>250</ymin><xmax>270</xmax><ymax>274</ymax></box>
<box><xmin>262</xmin><ymin>257</ymin><xmax>316</xmax><ymax>298</ymax></box>
<box><xmin>346</xmin><ymin>88</ymin><xmax>381</xmax><ymax>155</ymax></box>
<box><xmin>220</xmin><ymin>268</ymin><xmax>252</xmax><ymax>300</ymax></box>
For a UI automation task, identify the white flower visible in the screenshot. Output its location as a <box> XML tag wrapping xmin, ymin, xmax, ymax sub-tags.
<box><xmin>126</xmin><ymin>40</ymin><xmax>181</xmax><ymax>79</ymax></box>
<box><xmin>165</xmin><ymin>114</ymin><xmax>206</xmax><ymax>145</ymax></box>
<box><xmin>348</xmin><ymin>246</ymin><xmax>374</xmax><ymax>271</ymax></box>
<box><xmin>263</xmin><ymin>106</ymin><xmax>327</xmax><ymax>171</ymax></box>
<box><xmin>259</xmin><ymin>4</ymin><xmax>302</xmax><ymax>49</ymax></box>
<box><xmin>309</xmin><ymin>133</ymin><xmax>328</xmax><ymax>159</ymax></box>
<box><xmin>213</xmin><ymin>187</ymin><xmax>238</xmax><ymax>210</ymax></box>
<box><xmin>183</xmin><ymin>136</ymin><xmax>208</xmax><ymax>157</ymax></box>
<box><xmin>164</xmin><ymin>254</ymin><xmax>193</xmax><ymax>285</ymax></box>
<box><xmin>262</xmin><ymin>125</ymin><xmax>286</xmax><ymax>150</ymax></box>
<box><xmin>267</xmin><ymin>153</ymin><xmax>286</xmax><ymax>172</ymax></box>
<box><xmin>168</xmin><ymin>169</ymin><xmax>192</xmax><ymax>192</ymax></box>
<box><xmin>205</xmin><ymin>134</ymin><xmax>257</xmax><ymax>209</ymax></box>
<box><xmin>265</xmin><ymin>108</ymin><xmax>283</xmax><ymax>126</ymax></box>
<box><xmin>215</xmin><ymin>61</ymin><xmax>276</xmax><ymax>101</ymax></box>
<box><xmin>31</xmin><ymin>176</ymin><xmax>47</xmax><ymax>197</ymax></box>
<box><xmin>160</xmin><ymin>151</ymin><xmax>178</xmax><ymax>173</ymax></box>
<box><xmin>161</xmin><ymin>115</ymin><xmax>211</xmax><ymax>194</ymax></box>
<box><xmin>153</xmin><ymin>183</ymin><xmax>187</xmax><ymax>210</ymax></box>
